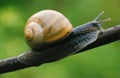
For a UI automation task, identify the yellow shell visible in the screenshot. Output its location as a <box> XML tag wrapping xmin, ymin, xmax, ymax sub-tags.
<box><xmin>25</xmin><ymin>10</ymin><xmax>73</xmax><ymax>49</ymax></box>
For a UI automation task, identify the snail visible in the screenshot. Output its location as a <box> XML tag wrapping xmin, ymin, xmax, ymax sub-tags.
<box><xmin>18</xmin><ymin>10</ymin><xmax>111</xmax><ymax>66</ymax></box>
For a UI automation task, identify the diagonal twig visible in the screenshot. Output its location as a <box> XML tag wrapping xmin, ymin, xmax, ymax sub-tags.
<box><xmin>0</xmin><ymin>25</ymin><xmax>120</xmax><ymax>74</ymax></box>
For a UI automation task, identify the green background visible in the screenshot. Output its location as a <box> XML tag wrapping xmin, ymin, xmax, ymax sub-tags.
<box><xmin>0</xmin><ymin>0</ymin><xmax>120</xmax><ymax>78</ymax></box>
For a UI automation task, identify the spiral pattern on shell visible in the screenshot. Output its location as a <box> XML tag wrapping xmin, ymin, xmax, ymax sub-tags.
<box><xmin>24</xmin><ymin>10</ymin><xmax>73</xmax><ymax>50</ymax></box>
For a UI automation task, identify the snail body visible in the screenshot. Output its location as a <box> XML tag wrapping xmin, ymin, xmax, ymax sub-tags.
<box><xmin>18</xmin><ymin>10</ymin><xmax>110</xmax><ymax>66</ymax></box>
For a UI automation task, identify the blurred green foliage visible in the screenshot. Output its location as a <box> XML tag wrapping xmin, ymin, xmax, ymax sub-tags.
<box><xmin>0</xmin><ymin>0</ymin><xmax>120</xmax><ymax>78</ymax></box>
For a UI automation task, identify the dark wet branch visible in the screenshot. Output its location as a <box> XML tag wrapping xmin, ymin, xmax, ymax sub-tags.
<box><xmin>0</xmin><ymin>25</ymin><xmax>120</xmax><ymax>74</ymax></box>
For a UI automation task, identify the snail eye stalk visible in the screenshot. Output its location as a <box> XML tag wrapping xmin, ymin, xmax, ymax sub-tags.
<box><xmin>93</xmin><ymin>11</ymin><xmax>111</xmax><ymax>24</ymax></box>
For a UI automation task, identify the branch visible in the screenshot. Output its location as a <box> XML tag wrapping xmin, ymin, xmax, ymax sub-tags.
<box><xmin>0</xmin><ymin>25</ymin><xmax>120</xmax><ymax>74</ymax></box>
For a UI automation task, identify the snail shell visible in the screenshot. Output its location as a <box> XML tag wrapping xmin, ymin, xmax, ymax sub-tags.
<box><xmin>25</xmin><ymin>10</ymin><xmax>73</xmax><ymax>50</ymax></box>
